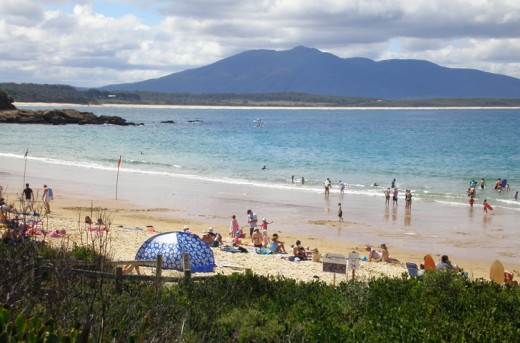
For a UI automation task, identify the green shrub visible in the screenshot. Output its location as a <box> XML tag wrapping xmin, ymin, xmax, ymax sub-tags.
<box><xmin>1</xmin><ymin>241</ymin><xmax>520</xmax><ymax>341</ymax></box>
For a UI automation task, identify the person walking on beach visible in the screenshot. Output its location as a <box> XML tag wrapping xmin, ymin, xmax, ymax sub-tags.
<box><xmin>22</xmin><ymin>183</ymin><xmax>34</xmax><ymax>212</ymax></box>
<box><xmin>42</xmin><ymin>184</ymin><xmax>53</xmax><ymax>214</ymax></box>
<box><xmin>384</xmin><ymin>187</ymin><xmax>390</xmax><ymax>206</ymax></box>
<box><xmin>392</xmin><ymin>188</ymin><xmax>398</xmax><ymax>206</ymax></box>
<box><xmin>338</xmin><ymin>202</ymin><xmax>343</xmax><ymax>221</ymax></box>
<box><xmin>324</xmin><ymin>178</ymin><xmax>331</xmax><ymax>196</ymax></box>
<box><xmin>339</xmin><ymin>180</ymin><xmax>345</xmax><ymax>194</ymax></box>
<box><xmin>247</xmin><ymin>209</ymin><xmax>258</xmax><ymax>240</ymax></box>
<box><xmin>483</xmin><ymin>199</ymin><xmax>493</xmax><ymax>213</ymax></box>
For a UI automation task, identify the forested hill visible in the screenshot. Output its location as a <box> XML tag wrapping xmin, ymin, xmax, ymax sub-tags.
<box><xmin>101</xmin><ymin>46</ymin><xmax>520</xmax><ymax>99</ymax></box>
<box><xmin>2</xmin><ymin>82</ymin><xmax>520</xmax><ymax>108</ymax></box>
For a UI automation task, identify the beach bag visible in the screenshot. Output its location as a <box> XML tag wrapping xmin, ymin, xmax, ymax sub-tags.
<box><xmin>47</xmin><ymin>188</ymin><xmax>54</xmax><ymax>200</ymax></box>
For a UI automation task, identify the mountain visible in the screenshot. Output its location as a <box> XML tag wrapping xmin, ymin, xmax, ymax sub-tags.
<box><xmin>101</xmin><ymin>46</ymin><xmax>520</xmax><ymax>99</ymax></box>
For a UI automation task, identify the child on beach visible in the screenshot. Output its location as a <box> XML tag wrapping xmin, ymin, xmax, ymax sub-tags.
<box><xmin>261</xmin><ymin>218</ymin><xmax>273</xmax><ymax>230</ymax></box>
<box><xmin>229</xmin><ymin>215</ymin><xmax>239</xmax><ymax>236</ymax></box>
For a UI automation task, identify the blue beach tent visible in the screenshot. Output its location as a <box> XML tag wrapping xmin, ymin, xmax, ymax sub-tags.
<box><xmin>135</xmin><ymin>232</ymin><xmax>215</xmax><ymax>272</ymax></box>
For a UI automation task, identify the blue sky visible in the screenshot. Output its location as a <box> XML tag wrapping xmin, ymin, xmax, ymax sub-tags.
<box><xmin>1</xmin><ymin>0</ymin><xmax>519</xmax><ymax>88</ymax></box>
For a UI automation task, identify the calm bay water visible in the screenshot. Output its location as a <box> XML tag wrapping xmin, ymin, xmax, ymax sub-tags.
<box><xmin>2</xmin><ymin>105</ymin><xmax>519</xmax><ymax>210</ymax></box>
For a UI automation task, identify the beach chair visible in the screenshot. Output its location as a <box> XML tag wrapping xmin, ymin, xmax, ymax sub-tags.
<box><xmin>406</xmin><ymin>262</ymin><xmax>420</xmax><ymax>277</ymax></box>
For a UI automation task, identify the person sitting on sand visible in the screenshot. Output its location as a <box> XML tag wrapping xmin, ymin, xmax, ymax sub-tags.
<box><xmin>252</xmin><ymin>228</ymin><xmax>263</xmax><ymax>248</ymax></box>
<box><xmin>123</xmin><ymin>264</ymin><xmax>141</xmax><ymax>275</ymax></box>
<box><xmin>365</xmin><ymin>245</ymin><xmax>382</xmax><ymax>262</ymax></box>
<box><xmin>201</xmin><ymin>229</ymin><xmax>216</xmax><ymax>245</ymax></box>
<box><xmin>504</xmin><ymin>271</ymin><xmax>518</xmax><ymax>286</ymax></box>
<box><xmin>292</xmin><ymin>240</ymin><xmax>303</xmax><ymax>256</ymax></box>
<box><xmin>380</xmin><ymin>244</ymin><xmax>400</xmax><ymax>264</ymax></box>
<box><xmin>268</xmin><ymin>233</ymin><xmax>286</xmax><ymax>253</ymax></box>
<box><xmin>435</xmin><ymin>255</ymin><xmax>459</xmax><ymax>272</ymax></box>
<box><xmin>291</xmin><ymin>246</ymin><xmax>307</xmax><ymax>260</ymax></box>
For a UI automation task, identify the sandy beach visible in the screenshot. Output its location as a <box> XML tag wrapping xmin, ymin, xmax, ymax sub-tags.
<box><xmin>2</xmin><ymin>153</ymin><xmax>518</xmax><ymax>283</ymax></box>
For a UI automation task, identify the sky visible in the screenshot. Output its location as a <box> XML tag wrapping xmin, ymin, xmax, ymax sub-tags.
<box><xmin>1</xmin><ymin>0</ymin><xmax>519</xmax><ymax>88</ymax></box>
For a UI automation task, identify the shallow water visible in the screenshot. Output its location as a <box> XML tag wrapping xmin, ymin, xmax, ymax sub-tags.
<box><xmin>1</xmin><ymin>105</ymin><xmax>519</xmax><ymax>265</ymax></box>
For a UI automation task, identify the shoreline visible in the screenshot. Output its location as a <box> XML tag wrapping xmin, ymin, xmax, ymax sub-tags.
<box><xmin>14</xmin><ymin>102</ymin><xmax>520</xmax><ymax>111</ymax></box>
<box><xmin>2</xmin><ymin>154</ymin><xmax>519</xmax><ymax>281</ymax></box>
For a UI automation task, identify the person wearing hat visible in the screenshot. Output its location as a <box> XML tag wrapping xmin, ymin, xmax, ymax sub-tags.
<box><xmin>261</xmin><ymin>218</ymin><xmax>273</xmax><ymax>231</ymax></box>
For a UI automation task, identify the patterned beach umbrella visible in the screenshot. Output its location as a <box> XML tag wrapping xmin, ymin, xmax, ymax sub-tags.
<box><xmin>135</xmin><ymin>232</ymin><xmax>215</xmax><ymax>272</ymax></box>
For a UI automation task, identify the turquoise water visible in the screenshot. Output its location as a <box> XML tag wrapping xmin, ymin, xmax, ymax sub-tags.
<box><xmin>2</xmin><ymin>105</ymin><xmax>519</xmax><ymax>209</ymax></box>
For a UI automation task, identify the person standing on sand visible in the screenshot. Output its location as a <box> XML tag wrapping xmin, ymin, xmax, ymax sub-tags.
<box><xmin>42</xmin><ymin>184</ymin><xmax>53</xmax><ymax>214</ymax></box>
<box><xmin>247</xmin><ymin>209</ymin><xmax>258</xmax><ymax>240</ymax></box>
<box><xmin>338</xmin><ymin>203</ymin><xmax>343</xmax><ymax>221</ymax></box>
<box><xmin>22</xmin><ymin>183</ymin><xmax>34</xmax><ymax>212</ymax></box>
<box><xmin>392</xmin><ymin>188</ymin><xmax>398</xmax><ymax>207</ymax></box>
<box><xmin>384</xmin><ymin>188</ymin><xmax>390</xmax><ymax>206</ymax></box>
<box><xmin>483</xmin><ymin>199</ymin><xmax>492</xmax><ymax>213</ymax></box>
<box><xmin>229</xmin><ymin>215</ymin><xmax>239</xmax><ymax>237</ymax></box>
<box><xmin>324</xmin><ymin>178</ymin><xmax>331</xmax><ymax>196</ymax></box>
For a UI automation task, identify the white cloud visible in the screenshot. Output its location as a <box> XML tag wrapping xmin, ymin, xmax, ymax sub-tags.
<box><xmin>0</xmin><ymin>0</ymin><xmax>519</xmax><ymax>87</ymax></box>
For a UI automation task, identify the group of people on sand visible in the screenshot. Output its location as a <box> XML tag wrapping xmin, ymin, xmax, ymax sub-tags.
<box><xmin>365</xmin><ymin>244</ymin><xmax>400</xmax><ymax>264</ymax></box>
<box><xmin>193</xmin><ymin>208</ymin><xmax>315</xmax><ymax>259</ymax></box>
<box><xmin>19</xmin><ymin>183</ymin><xmax>53</xmax><ymax>215</ymax></box>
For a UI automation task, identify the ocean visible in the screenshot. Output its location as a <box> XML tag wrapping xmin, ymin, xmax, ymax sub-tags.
<box><xmin>2</xmin><ymin>104</ymin><xmax>519</xmax><ymax>211</ymax></box>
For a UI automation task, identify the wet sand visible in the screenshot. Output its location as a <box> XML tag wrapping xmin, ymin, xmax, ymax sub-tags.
<box><xmin>1</xmin><ymin>154</ymin><xmax>519</xmax><ymax>281</ymax></box>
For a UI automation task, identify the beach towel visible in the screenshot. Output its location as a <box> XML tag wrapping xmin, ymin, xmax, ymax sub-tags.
<box><xmin>220</xmin><ymin>246</ymin><xmax>248</xmax><ymax>253</ymax></box>
<box><xmin>255</xmin><ymin>247</ymin><xmax>272</xmax><ymax>255</ymax></box>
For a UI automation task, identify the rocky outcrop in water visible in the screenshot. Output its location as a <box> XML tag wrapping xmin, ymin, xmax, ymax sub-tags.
<box><xmin>0</xmin><ymin>109</ymin><xmax>142</xmax><ymax>126</ymax></box>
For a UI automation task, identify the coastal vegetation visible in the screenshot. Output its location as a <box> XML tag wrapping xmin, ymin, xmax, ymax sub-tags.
<box><xmin>1</xmin><ymin>240</ymin><xmax>519</xmax><ymax>342</ymax></box>
<box><xmin>2</xmin><ymin>82</ymin><xmax>520</xmax><ymax>108</ymax></box>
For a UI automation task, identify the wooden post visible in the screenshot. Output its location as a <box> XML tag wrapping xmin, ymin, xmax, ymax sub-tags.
<box><xmin>156</xmin><ymin>254</ymin><xmax>163</xmax><ymax>277</ymax></box>
<box><xmin>333</xmin><ymin>273</ymin><xmax>336</xmax><ymax>286</ymax></box>
<box><xmin>352</xmin><ymin>269</ymin><xmax>356</xmax><ymax>281</ymax></box>
<box><xmin>33</xmin><ymin>256</ymin><xmax>42</xmax><ymax>292</ymax></box>
<box><xmin>115</xmin><ymin>267</ymin><xmax>123</xmax><ymax>294</ymax></box>
<box><xmin>183</xmin><ymin>253</ymin><xmax>191</xmax><ymax>282</ymax></box>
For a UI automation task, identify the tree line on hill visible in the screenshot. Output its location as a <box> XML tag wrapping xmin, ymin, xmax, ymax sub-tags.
<box><xmin>1</xmin><ymin>82</ymin><xmax>520</xmax><ymax>108</ymax></box>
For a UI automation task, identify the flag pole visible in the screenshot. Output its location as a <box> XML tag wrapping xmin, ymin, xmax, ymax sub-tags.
<box><xmin>23</xmin><ymin>148</ymin><xmax>29</xmax><ymax>188</ymax></box>
<box><xmin>116</xmin><ymin>155</ymin><xmax>121</xmax><ymax>200</ymax></box>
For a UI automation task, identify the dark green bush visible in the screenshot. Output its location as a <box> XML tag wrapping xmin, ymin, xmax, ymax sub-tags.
<box><xmin>1</xmin><ymin>241</ymin><xmax>519</xmax><ymax>342</ymax></box>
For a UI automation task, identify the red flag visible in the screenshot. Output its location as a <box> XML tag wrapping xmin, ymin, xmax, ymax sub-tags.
<box><xmin>117</xmin><ymin>155</ymin><xmax>121</xmax><ymax>169</ymax></box>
